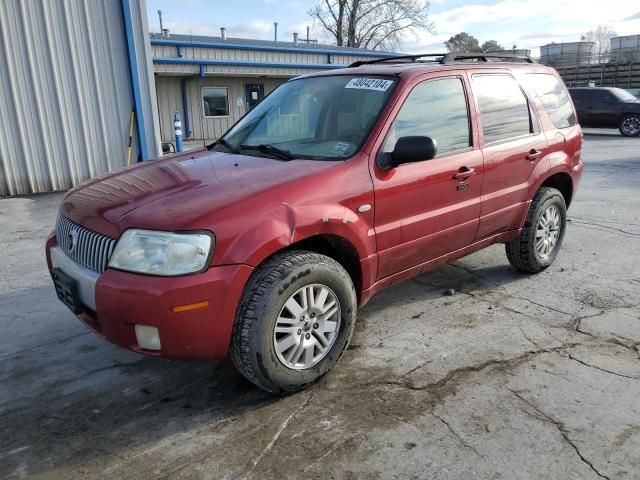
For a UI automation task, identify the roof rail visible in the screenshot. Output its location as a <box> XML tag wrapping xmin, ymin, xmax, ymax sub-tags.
<box><xmin>348</xmin><ymin>51</ymin><xmax>533</xmax><ymax>68</ymax></box>
<box><xmin>442</xmin><ymin>52</ymin><xmax>534</xmax><ymax>63</ymax></box>
<box><xmin>348</xmin><ymin>53</ymin><xmax>447</xmax><ymax>67</ymax></box>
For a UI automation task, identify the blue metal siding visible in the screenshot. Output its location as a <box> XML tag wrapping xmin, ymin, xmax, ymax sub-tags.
<box><xmin>153</xmin><ymin>57</ymin><xmax>347</xmax><ymax>70</ymax></box>
<box><xmin>121</xmin><ymin>0</ymin><xmax>149</xmax><ymax>160</ymax></box>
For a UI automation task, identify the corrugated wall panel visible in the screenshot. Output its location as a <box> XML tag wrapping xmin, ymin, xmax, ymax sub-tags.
<box><xmin>0</xmin><ymin>0</ymin><xmax>159</xmax><ymax>197</ymax></box>
<box><xmin>156</xmin><ymin>76</ymin><xmax>288</xmax><ymax>142</ymax></box>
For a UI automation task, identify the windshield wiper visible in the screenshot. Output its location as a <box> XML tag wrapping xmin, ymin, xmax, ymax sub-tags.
<box><xmin>214</xmin><ymin>138</ymin><xmax>239</xmax><ymax>153</ymax></box>
<box><xmin>239</xmin><ymin>144</ymin><xmax>296</xmax><ymax>161</ymax></box>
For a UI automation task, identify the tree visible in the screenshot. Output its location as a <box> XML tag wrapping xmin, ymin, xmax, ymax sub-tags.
<box><xmin>481</xmin><ymin>40</ymin><xmax>503</xmax><ymax>52</ymax></box>
<box><xmin>582</xmin><ymin>24</ymin><xmax>617</xmax><ymax>61</ymax></box>
<box><xmin>444</xmin><ymin>32</ymin><xmax>480</xmax><ymax>52</ymax></box>
<box><xmin>309</xmin><ymin>0</ymin><xmax>433</xmax><ymax>50</ymax></box>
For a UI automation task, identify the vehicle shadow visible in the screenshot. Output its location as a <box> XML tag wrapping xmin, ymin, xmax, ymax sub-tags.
<box><xmin>0</xmin><ymin>259</ymin><xmax>522</xmax><ymax>478</ymax></box>
<box><xmin>582</xmin><ymin>132</ymin><xmax>626</xmax><ymax>141</ymax></box>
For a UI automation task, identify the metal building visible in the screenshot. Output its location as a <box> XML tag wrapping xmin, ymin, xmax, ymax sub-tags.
<box><xmin>539</xmin><ymin>42</ymin><xmax>595</xmax><ymax>68</ymax></box>
<box><xmin>610</xmin><ymin>35</ymin><xmax>640</xmax><ymax>63</ymax></box>
<box><xmin>151</xmin><ymin>32</ymin><xmax>395</xmax><ymax>143</ymax></box>
<box><xmin>0</xmin><ymin>0</ymin><xmax>160</xmax><ymax>197</ymax></box>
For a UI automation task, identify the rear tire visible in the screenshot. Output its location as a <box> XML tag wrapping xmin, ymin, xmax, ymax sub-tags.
<box><xmin>230</xmin><ymin>250</ymin><xmax>357</xmax><ymax>394</ymax></box>
<box><xmin>619</xmin><ymin>114</ymin><xmax>640</xmax><ymax>137</ymax></box>
<box><xmin>506</xmin><ymin>187</ymin><xmax>567</xmax><ymax>273</ymax></box>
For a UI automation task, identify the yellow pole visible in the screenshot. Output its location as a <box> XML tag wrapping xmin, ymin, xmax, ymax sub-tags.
<box><xmin>127</xmin><ymin>110</ymin><xmax>135</xmax><ymax>166</ymax></box>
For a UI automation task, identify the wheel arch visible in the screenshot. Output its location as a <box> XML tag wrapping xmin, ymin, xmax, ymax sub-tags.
<box><xmin>540</xmin><ymin>172</ymin><xmax>573</xmax><ymax>208</ymax></box>
<box><xmin>257</xmin><ymin>234</ymin><xmax>363</xmax><ymax>301</ymax></box>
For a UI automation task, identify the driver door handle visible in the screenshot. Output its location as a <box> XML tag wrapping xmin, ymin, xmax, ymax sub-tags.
<box><xmin>453</xmin><ymin>166</ymin><xmax>476</xmax><ymax>180</ymax></box>
<box><xmin>526</xmin><ymin>149</ymin><xmax>542</xmax><ymax>161</ymax></box>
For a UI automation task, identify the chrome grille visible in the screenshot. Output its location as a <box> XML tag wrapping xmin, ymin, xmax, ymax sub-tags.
<box><xmin>55</xmin><ymin>215</ymin><xmax>117</xmax><ymax>274</ymax></box>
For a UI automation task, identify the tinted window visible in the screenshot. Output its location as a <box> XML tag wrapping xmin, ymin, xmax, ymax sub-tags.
<box><xmin>382</xmin><ymin>77</ymin><xmax>470</xmax><ymax>156</ymax></box>
<box><xmin>525</xmin><ymin>74</ymin><xmax>576</xmax><ymax>128</ymax></box>
<box><xmin>202</xmin><ymin>87</ymin><xmax>229</xmax><ymax>117</ymax></box>
<box><xmin>473</xmin><ymin>74</ymin><xmax>532</xmax><ymax>144</ymax></box>
<box><xmin>569</xmin><ymin>90</ymin><xmax>586</xmax><ymax>102</ymax></box>
<box><xmin>599</xmin><ymin>91</ymin><xmax>617</xmax><ymax>104</ymax></box>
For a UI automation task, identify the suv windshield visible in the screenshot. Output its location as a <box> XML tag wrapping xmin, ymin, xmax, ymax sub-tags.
<box><xmin>213</xmin><ymin>76</ymin><xmax>397</xmax><ymax>160</ymax></box>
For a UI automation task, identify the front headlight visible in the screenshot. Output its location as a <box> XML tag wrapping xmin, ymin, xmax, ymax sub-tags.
<box><xmin>108</xmin><ymin>229</ymin><xmax>214</xmax><ymax>276</ymax></box>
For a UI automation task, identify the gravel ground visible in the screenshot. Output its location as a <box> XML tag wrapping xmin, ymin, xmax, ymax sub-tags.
<box><xmin>1</xmin><ymin>129</ymin><xmax>639</xmax><ymax>480</ymax></box>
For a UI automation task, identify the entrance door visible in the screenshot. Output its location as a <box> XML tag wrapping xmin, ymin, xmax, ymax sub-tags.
<box><xmin>245</xmin><ymin>84</ymin><xmax>265</xmax><ymax>110</ymax></box>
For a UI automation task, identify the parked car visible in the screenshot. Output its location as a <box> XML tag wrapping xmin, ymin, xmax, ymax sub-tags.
<box><xmin>46</xmin><ymin>54</ymin><xmax>583</xmax><ymax>393</ymax></box>
<box><xmin>568</xmin><ymin>87</ymin><xmax>640</xmax><ymax>137</ymax></box>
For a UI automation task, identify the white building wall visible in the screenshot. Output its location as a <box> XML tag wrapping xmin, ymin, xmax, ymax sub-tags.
<box><xmin>0</xmin><ymin>0</ymin><xmax>160</xmax><ymax>196</ymax></box>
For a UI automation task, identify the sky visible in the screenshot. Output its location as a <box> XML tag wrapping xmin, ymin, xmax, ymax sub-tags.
<box><xmin>146</xmin><ymin>0</ymin><xmax>640</xmax><ymax>56</ymax></box>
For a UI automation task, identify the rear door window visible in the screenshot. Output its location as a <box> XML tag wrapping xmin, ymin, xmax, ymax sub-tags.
<box><xmin>381</xmin><ymin>77</ymin><xmax>471</xmax><ymax>157</ymax></box>
<box><xmin>472</xmin><ymin>74</ymin><xmax>533</xmax><ymax>144</ymax></box>
<box><xmin>599</xmin><ymin>91</ymin><xmax>617</xmax><ymax>105</ymax></box>
<box><xmin>525</xmin><ymin>73</ymin><xmax>576</xmax><ymax>128</ymax></box>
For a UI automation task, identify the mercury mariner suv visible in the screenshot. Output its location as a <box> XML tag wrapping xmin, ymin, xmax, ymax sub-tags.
<box><xmin>47</xmin><ymin>53</ymin><xmax>583</xmax><ymax>393</ymax></box>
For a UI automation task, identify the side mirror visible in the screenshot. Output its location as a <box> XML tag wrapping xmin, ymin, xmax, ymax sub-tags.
<box><xmin>379</xmin><ymin>136</ymin><xmax>437</xmax><ymax>169</ymax></box>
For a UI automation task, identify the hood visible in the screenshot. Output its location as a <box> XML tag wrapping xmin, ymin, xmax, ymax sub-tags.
<box><xmin>60</xmin><ymin>149</ymin><xmax>336</xmax><ymax>237</ymax></box>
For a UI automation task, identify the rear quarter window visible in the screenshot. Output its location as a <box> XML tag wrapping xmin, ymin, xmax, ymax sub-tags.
<box><xmin>526</xmin><ymin>74</ymin><xmax>576</xmax><ymax>128</ymax></box>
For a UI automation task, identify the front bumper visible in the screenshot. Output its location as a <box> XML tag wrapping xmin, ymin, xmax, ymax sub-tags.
<box><xmin>46</xmin><ymin>234</ymin><xmax>253</xmax><ymax>359</ymax></box>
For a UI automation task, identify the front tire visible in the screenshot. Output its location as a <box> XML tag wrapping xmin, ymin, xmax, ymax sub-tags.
<box><xmin>230</xmin><ymin>251</ymin><xmax>357</xmax><ymax>394</ymax></box>
<box><xmin>619</xmin><ymin>114</ymin><xmax>640</xmax><ymax>137</ymax></box>
<box><xmin>506</xmin><ymin>187</ymin><xmax>567</xmax><ymax>273</ymax></box>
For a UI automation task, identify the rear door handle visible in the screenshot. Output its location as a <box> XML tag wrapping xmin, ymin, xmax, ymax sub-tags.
<box><xmin>453</xmin><ymin>166</ymin><xmax>476</xmax><ymax>180</ymax></box>
<box><xmin>526</xmin><ymin>149</ymin><xmax>542</xmax><ymax>161</ymax></box>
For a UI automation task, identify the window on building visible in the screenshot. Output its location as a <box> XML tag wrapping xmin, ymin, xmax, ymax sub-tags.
<box><xmin>202</xmin><ymin>87</ymin><xmax>229</xmax><ymax>117</ymax></box>
<box><xmin>381</xmin><ymin>77</ymin><xmax>471</xmax><ymax>157</ymax></box>
<box><xmin>525</xmin><ymin>73</ymin><xmax>576</xmax><ymax>128</ymax></box>
<box><xmin>472</xmin><ymin>74</ymin><xmax>533</xmax><ymax>144</ymax></box>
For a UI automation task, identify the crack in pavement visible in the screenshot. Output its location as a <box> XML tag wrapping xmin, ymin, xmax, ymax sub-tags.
<box><xmin>302</xmin><ymin>433</ymin><xmax>361</xmax><ymax>473</ymax></box>
<box><xmin>507</xmin><ymin>388</ymin><xmax>610</xmax><ymax>480</ymax></box>
<box><xmin>570</xmin><ymin>216</ymin><xmax>640</xmax><ymax>228</ymax></box>
<box><xmin>512</xmin><ymin>296</ymin><xmax>573</xmax><ymax>316</ymax></box>
<box><xmin>566</xmin><ymin>352</ymin><xmax>640</xmax><ymax>380</ymax></box>
<box><xmin>571</xmin><ymin>310</ymin><xmax>607</xmax><ymax>337</ymax></box>
<box><xmin>570</xmin><ymin>219</ymin><xmax>640</xmax><ymax>237</ymax></box>
<box><xmin>242</xmin><ymin>392</ymin><xmax>313</xmax><ymax>480</ymax></box>
<box><xmin>513</xmin><ymin>322</ymin><xmax>545</xmax><ymax>350</ymax></box>
<box><xmin>368</xmin><ymin>344</ymin><xmax>582</xmax><ymax>393</ymax></box>
<box><xmin>431</xmin><ymin>412</ymin><xmax>482</xmax><ymax>457</ymax></box>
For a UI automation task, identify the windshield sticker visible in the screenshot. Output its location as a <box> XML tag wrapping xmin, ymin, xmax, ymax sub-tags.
<box><xmin>345</xmin><ymin>78</ymin><xmax>393</xmax><ymax>91</ymax></box>
<box><xmin>332</xmin><ymin>142</ymin><xmax>351</xmax><ymax>156</ymax></box>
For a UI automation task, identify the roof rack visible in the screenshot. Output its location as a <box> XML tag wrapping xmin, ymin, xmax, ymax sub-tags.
<box><xmin>442</xmin><ymin>52</ymin><xmax>534</xmax><ymax>63</ymax></box>
<box><xmin>349</xmin><ymin>53</ymin><xmax>446</xmax><ymax>67</ymax></box>
<box><xmin>348</xmin><ymin>51</ymin><xmax>533</xmax><ymax>68</ymax></box>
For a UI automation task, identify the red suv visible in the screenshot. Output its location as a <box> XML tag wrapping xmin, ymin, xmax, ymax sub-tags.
<box><xmin>47</xmin><ymin>53</ymin><xmax>583</xmax><ymax>393</ymax></box>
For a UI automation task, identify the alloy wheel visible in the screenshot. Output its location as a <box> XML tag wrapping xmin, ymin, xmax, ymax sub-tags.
<box><xmin>621</xmin><ymin>116</ymin><xmax>640</xmax><ymax>136</ymax></box>
<box><xmin>535</xmin><ymin>205</ymin><xmax>561</xmax><ymax>259</ymax></box>
<box><xmin>273</xmin><ymin>284</ymin><xmax>341</xmax><ymax>370</ymax></box>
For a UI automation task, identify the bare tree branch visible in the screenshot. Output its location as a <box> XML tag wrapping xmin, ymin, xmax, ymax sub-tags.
<box><xmin>582</xmin><ymin>24</ymin><xmax>617</xmax><ymax>62</ymax></box>
<box><xmin>309</xmin><ymin>0</ymin><xmax>433</xmax><ymax>50</ymax></box>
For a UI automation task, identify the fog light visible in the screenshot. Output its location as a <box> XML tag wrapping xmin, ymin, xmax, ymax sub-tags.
<box><xmin>135</xmin><ymin>325</ymin><xmax>161</xmax><ymax>351</ymax></box>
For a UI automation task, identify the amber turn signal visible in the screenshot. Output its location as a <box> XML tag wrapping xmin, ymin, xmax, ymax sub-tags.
<box><xmin>171</xmin><ymin>301</ymin><xmax>210</xmax><ymax>313</ymax></box>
